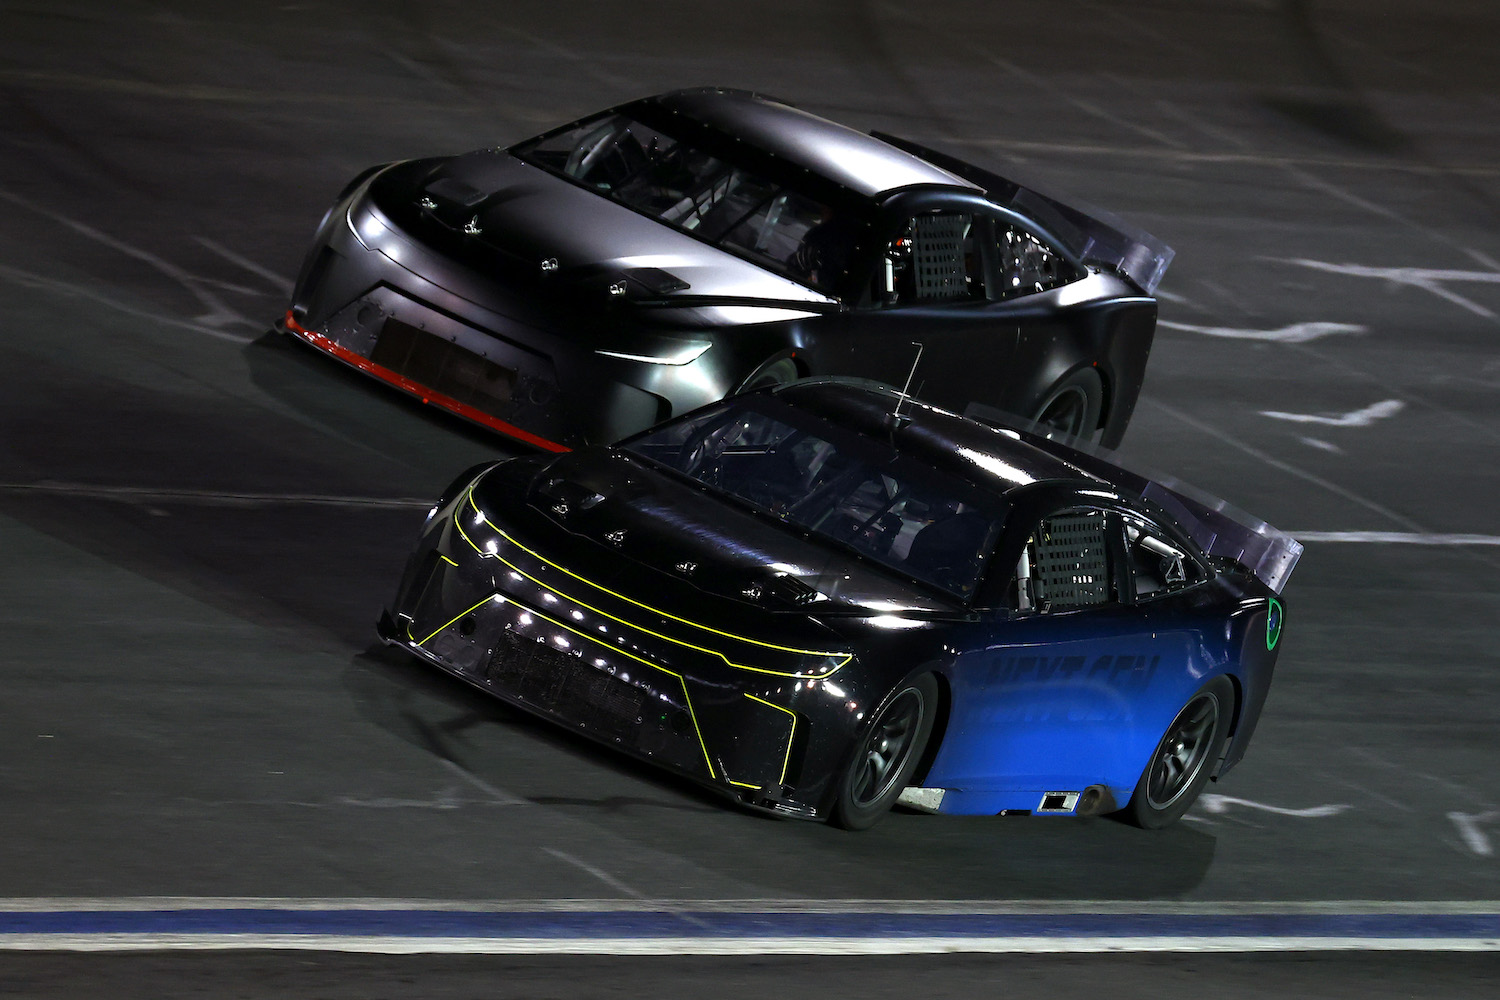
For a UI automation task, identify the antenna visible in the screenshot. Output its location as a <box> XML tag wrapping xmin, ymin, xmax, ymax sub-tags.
<box><xmin>893</xmin><ymin>340</ymin><xmax>924</xmax><ymax>422</ymax></box>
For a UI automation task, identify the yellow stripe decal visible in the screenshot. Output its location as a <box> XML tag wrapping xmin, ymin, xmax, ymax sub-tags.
<box><xmin>453</xmin><ymin>489</ymin><xmax>852</xmax><ymax>679</ymax></box>
<box><xmin>439</xmin><ymin>554</ymin><xmax>459</xmax><ymax>567</ymax></box>
<box><xmin>744</xmin><ymin>693</ymin><xmax>798</xmax><ymax>787</ymax></box>
<box><xmin>416</xmin><ymin>595</ymin><xmax>497</xmax><ymax>647</ymax></box>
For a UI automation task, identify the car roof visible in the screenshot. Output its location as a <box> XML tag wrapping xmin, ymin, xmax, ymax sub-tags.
<box><xmin>628</xmin><ymin>88</ymin><xmax>982</xmax><ymax>200</ymax></box>
<box><xmin>769</xmin><ymin>379</ymin><xmax>1107</xmax><ymax>496</ymax></box>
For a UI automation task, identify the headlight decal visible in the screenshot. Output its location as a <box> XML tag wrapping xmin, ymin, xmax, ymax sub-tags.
<box><xmin>455</xmin><ymin>488</ymin><xmax>853</xmax><ymax>679</ymax></box>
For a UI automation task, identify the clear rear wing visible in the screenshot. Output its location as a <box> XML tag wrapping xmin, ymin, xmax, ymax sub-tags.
<box><xmin>1012</xmin><ymin>426</ymin><xmax>1303</xmax><ymax>595</ymax></box>
<box><xmin>872</xmin><ymin>131</ymin><xmax>1175</xmax><ymax>295</ymax></box>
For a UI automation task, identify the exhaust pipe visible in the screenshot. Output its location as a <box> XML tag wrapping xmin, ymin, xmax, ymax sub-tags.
<box><xmin>1075</xmin><ymin>784</ymin><xmax>1117</xmax><ymax>816</ymax></box>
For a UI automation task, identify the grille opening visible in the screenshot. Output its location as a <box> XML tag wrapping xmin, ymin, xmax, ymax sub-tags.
<box><xmin>371</xmin><ymin>317</ymin><xmax>517</xmax><ymax>416</ymax></box>
<box><xmin>488</xmin><ymin>631</ymin><xmax>650</xmax><ymax>741</ymax></box>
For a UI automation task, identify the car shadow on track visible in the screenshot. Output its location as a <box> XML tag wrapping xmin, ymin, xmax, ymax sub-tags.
<box><xmin>242</xmin><ymin>329</ymin><xmax>523</xmax><ymax>474</ymax></box>
<box><xmin>344</xmin><ymin>644</ymin><xmax>1220</xmax><ymax>901</ymax></box>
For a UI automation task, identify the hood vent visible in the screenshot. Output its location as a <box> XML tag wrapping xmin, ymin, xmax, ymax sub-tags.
<box><xmin>426</xmin><ymin>176</ymin><xmax>487</xmax><ymax>208</ymax></box>
<box><xmin>762</xmin><ymin>573</ymin><xmax>819</xmax><ymax>607</ymax></box>
<box><xmin>534</xmin><ymin>477</ymin><xmax>607</xmax><ymax>522</ymax></box>
<box><xmin>621</xmin><ymin>266</ymin><xmax>690</xmax><ymax>297</ymax></box>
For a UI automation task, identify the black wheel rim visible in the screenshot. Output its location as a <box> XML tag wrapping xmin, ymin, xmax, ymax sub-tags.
<box><xmin>1037</xmin><ymin>385</ymin><xmax>1088</xmax><ymax>438</ymax></box>
<box><xmin>741</xmin><ymin>359</ymin><xmax>797</xmax><ymax>392</ymax></box>
<box><xmin>1145</xmin><ymin>693</ymin><xmax>1220</xmax><ymax>810</ymax></box>
<box><xmin>851</xmin><ymin>689</ymin><xmax>924</xmax><ymax>807</ymax></box>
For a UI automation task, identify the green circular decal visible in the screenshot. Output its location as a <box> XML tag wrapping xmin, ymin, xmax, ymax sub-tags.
<box><xmin>1266</xmin><ymin>597</ymin><xmax>1284</xmax><ymax>651</ymax></box>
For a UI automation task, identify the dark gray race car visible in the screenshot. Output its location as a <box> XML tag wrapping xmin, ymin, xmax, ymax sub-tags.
<box><xmin>282</xmin><ymin>88</ymin><xmax>1172</xmax><ymax>451</ymax></box>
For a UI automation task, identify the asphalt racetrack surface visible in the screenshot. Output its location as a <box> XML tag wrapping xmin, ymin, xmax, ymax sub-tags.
<box><xmin>2</xmin><ymin>1</ymin><xmax>1499</xmax><ymax>995</ymax></box>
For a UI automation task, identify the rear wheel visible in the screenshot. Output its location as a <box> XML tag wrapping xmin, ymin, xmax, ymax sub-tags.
<box><xmin>736</xmin><ymin>357</ymin><xmax>799</xmax><ymax>393</ymax></box>
<box><xmin>831</xmin><ymin>674</ymin><xmax>938</xmax><ymax>830</ymax></box>
<box><xmin>1032</xmin><ymin>368</ymin><xmax>1102</xmax><ymax>441</ymax></box>
<box><xmin>1122</xmin><ymin>676</ymin><xmax>1234</xmax><ymax>829</ymax></box>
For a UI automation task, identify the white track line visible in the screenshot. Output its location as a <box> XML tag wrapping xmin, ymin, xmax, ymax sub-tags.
<box><xmin>1290</xmin><ymin>532</ymin><xmax>1500</xmax><ymax>546</ymax></box>
<box><xmin>2</xmin><ymin>935</ymin><xmax>1498</xmax><ymax>955</ymax></box>
<box><xmin>0</xmin><ymin>482</ymin><xmax>431</xmax><ymax>509</ymax></box>
<box><xmin>4</xmin><ymin>898</ymin><xmax>1497</xmax><ymax>914</ymax></box>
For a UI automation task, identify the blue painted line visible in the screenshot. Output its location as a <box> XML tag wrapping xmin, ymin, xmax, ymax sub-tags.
<box><xmin>3</xmin><ymin>910</ymin><xmax>1499</xmax><ymax>939</ymax></box>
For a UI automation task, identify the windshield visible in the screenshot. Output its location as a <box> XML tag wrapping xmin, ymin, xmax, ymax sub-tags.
<box><xmin>513</xmin><ymin>113</ymin><xmax>854</xmax><ymax>295</ymax></box>
<box><xmin>623</xmin><ymin>396</ymin><xmax>1006</xmax><ymax>599</ymax></box>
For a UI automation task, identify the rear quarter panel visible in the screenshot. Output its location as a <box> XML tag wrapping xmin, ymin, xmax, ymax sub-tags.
<box><xmin>922</xmin><ymin>587</ymin><xmax>1261</xmax><ymax>811</ymax></box>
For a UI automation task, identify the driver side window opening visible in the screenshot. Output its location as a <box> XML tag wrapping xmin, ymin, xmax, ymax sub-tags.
<box><xmin>875</xmin><ymin>212</ymin><xmax>986</xmax><ymax>305</ymax></box>
<box><xmin>1122</xmin><ymin>513</ymin><xmax>1206</xmax><ymax>600</ymax></box>
<box><xmin>1011</xmin><ymin>507</ymin><xmax>1209</xmax><ymax>613</ymax></box>
<box><xmin>995</xmin><ymin>223</ymin><xmax>1080</xmax><ymax>300</ymax></box>
<box><xmin>873</xmin><ymin>212</ymin><xmax>1082</xmax><ymax>307</ymax></box>
<box><xmin>1015</xmin><ymin>508</ymin><xmax>1116</xmax><ymax>613</ymax></box>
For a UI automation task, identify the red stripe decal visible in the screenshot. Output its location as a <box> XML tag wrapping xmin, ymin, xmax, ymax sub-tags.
<box><xmin>282</xmin><ymin>311</ymin><xmax>570</xmax><ymax>453</ymax></box>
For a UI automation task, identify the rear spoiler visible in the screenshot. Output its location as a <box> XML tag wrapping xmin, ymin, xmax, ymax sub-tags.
<box><xmin>1011</xmin><ymin>424</ymin><xmax>1303</xmax><ymax>595</ymax></box>
<box><xmin>872</xmin><ymin>131</ymin><xmax>1175</xmax><ymax>296</ymax></box>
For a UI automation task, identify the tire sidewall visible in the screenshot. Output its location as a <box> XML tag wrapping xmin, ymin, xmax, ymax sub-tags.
<box><xmin>1124</xmin><ymin>675</ymin><xmax>1235</xmax><ymax>830</ymax></box>
<box><xmin>735</xmin><ymin>356</ymin><xmax>800</xmax><ymax>394</ymax></box>
<box><xmin>830</xmin><ymin>673</ymin><xmax>939</xmax><ymax>831</ymax></box>
<box><xmin>1032</xmin><ymin>367</ymin><xmax>1103</xmax><ymax>442</ymax></box>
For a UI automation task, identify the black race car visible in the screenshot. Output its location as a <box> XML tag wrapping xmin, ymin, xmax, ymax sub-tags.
<box><xmin>283</xmin><ymin>88</ymin><xmax>1172</xmax><ymax>451</ymax></box>
<box><xmin>379</xmin><ymin>380</ymin><xmax>1298</xmax><ymax>829</ymax></box>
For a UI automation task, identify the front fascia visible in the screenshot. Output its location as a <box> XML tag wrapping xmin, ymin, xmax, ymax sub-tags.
<box><xmin>383</xmin><ymin>467</ymin><xmax>871</xmax><ymax>815</ymax></box>
<box><xmin>290</xmin><ymin>166</ymin><xmax>831</xmax><ymax>446</ymax></box>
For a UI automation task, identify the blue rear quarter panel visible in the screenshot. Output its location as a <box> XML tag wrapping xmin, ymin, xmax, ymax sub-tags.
<box><xmin>921</xmin><ymin>592</ymin><xmax>1270</xmax><ymax>814</ymax></box>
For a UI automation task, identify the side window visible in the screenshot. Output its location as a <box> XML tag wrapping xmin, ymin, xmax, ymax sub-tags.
<box><xmin>874</xmin><ymin>212</ymin><xmax>985</xmax><ymax>305</ymax></box>
<box><xmin>993</xmin><ymin>223</ymin><xmax>1081</xmax><ymax>301</ymax></box>
<box><xmin>1015</xmin><ymin>508</ymin><xmax>1116</xmax><ymax>613</ymax></box>
<box><xmin>1122</xmin><ymin>514</ymin><xmax>1206</xmax><ymax>600</ymax></box>
<box><xmin>721</xmin><ymin>190</ymin><xmax>839</xmax><ymax>287</ymax></box>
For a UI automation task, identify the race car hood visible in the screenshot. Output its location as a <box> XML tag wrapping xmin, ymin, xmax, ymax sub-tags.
<box><xmin>368</xmin><ymin>154</ymin><xmax>835</xmax><ymax>309</ymax></box>
<box><xmin>471</xmin><ymin>450</ymin><xmax>964</xmax><ymax>624</ymax></box>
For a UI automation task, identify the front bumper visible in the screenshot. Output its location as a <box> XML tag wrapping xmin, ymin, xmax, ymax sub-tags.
<box><xmin>379</xmin><ymin>477</ymin><xmax>858</xmax><ymax>818</ymax></box>
<box><xmin>284</xmin><ymin>189</ymin><xmax>685</xmax><ymax>449</ymax></box>
<box><xmin>283</xmin><ymin>310</ymin><xmax>571</xmax><ymax>451</ymax></box>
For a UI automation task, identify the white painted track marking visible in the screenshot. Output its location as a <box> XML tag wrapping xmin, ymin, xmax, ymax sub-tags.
<box><xmin>1289</xmin><ymin>532</ymin><xmax>1500</xmax><ymax>546</ymax></box>
<box><xmin>1143</xmin><ymin>398</ymin><xmax>1429</xmax><ymax>534</ymax></box>
<box><xmin>6</xmin><ymin>899</ymin><xmax>1500</xmax><ymax>915</ymax></box>
<box><xmin>0</xmin><ymin>186</ymin><xmax>260</xmax><ymax>333</ymax></box>
<box><xmin>1260</xmin><ymin>399</ymin><xmax>1405</xmax><ymax>427</ymax></box>
<box><xmin>0</xmin><ymin>262</ymin><xmax>253</xmax><ymax>344</ymax></box>
<box><xmin>1282</xmin><ymin>260</ymin><xmax>1500</xmax><ymax>319</ymax></box>
<box><xmin>1449</xmin><ymin>812</ymin><xmax>1500</xmax><ymax>856</ymax></box>
<box><xmin>1158</xmin><ymin>320</ymin><xmax>1366</xmax><ymax>343</ymax></box>
<box><xmin>1197</xmin><ymin>796</ymin><xmax>1351</xmax><ymax>819</ymax></box>
<box><xmin>193</xmin><ymin>237</ymin><xmax>293</xmax><ymax>295</ymax></box>
<box><xmin>3</xmin><ymin>897</ymin><xmax>1499</xmax><ymax>953</ymax></box>
<box><xmin>0</xmin><ymin>482</ymin><xmax>431</xmax><ymax>509</ymax></box>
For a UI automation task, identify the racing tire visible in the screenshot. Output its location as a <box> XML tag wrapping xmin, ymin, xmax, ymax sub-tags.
<box><xmin>1032</xmin><ymin>368</ymin><xmax>1102</xmax><ymax>442</ymax></box>
<box><xmin>831</xmin><ymin>673</ymin><xmax>938</xmax><ymax>831</ymax></box>
<box><xmin>736</xmin><ymin>357</ymin><xmax>799</xmax><ymax>394</ymax></box>
<box><xmin>1122</xmin><ymin>676</ymin><xmax>1235</xmax><ymax>830</ymax></box>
